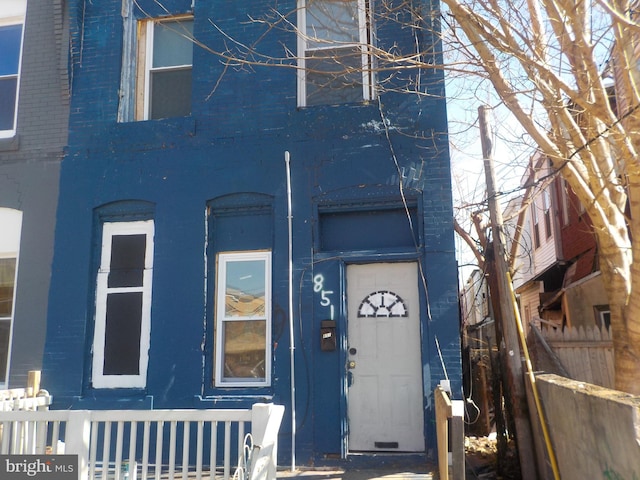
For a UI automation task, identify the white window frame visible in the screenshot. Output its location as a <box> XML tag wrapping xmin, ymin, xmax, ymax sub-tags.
<box><xmin>542</xmin><ymin>188</ymin><xmax>552</xmax><ymax>239</ymax></box>
<box><xmin>594</xmin><ymin>305</ymin><xmax>611</xmax><ymax>330</ymax></box>
<box><xmin>0</xmin><ymin>0</ymin><xmax>26</xmax><ymax>139</ymax></box>
<box><xmin>215</xmin><ymin>251</ymin><xmax>272</xmax><ymax>387</ymax></box>
<box><xmin>297</xmin><ymin>0</ymin><xmax>374</xmax><ymax>107</ymax></box>
<box><xmin>561</xmin><ymin>178</ymin><xmax>570</xmax><ymax>226</ymax></box>
<box><xmin>92</xmin><ymin>220</ymin><xmax>154</xmax><ymax>389</ymax></box>
<box><xmin>135</xmin><ymin>15</ymin><xmax>193</xmax><ymax>121</ymax></box>
<box><xmin>531</xmin><ymin>199</ymin><xmax>540</xmax><ymax>249</ymax></box>
<box><xmin>0</xmin><ymin>208</ymin><xmax>22</xmax><ymax>388</ymax></box>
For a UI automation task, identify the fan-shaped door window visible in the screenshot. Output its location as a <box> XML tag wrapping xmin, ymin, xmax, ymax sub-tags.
<box><xmin>357</xmin><ymin>290</ymin><xmax>407</xmax><ymax>317</ymax></box>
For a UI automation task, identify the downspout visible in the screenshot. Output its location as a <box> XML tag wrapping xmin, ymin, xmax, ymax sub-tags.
<box><xmin>285</xmin><ymin>151</ymin><xmax>296</xmax><ymax>471</ymax></box>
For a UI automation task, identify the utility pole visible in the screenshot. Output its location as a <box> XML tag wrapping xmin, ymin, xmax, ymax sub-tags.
<box><xmin>478</xmin><ymin>105</ymin><xmax>538</xmax><ymax>479</ymax></box>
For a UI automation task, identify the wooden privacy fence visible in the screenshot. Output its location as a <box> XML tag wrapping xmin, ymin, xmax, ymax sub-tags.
<box><xmin>532</xmin><ymin>325</ymin><xmax>614</xmax><ymax>389</ymax></box>
<box><xmin>0</xmin><ymin>403</ymin><xmax>284</xmax><ymax>480</ymax></box>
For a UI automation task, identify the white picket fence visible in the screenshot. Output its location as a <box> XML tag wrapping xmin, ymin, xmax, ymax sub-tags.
<box><xmin>0</xmin><ymin>403</ymin><xmax>284</xmax><ymax>480</ymax></box>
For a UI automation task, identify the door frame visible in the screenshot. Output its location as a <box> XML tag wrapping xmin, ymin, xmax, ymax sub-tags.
<box><xmin>339</xmin><ymin>258</ymin><xmax>427</xmax><ymax>456</ymax></box>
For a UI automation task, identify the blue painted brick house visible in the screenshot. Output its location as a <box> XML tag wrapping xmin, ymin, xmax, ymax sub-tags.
<box><xmin>43</xmin><ymin>0</ymin><xmax>461</xmax><ymax>465</ymax></box>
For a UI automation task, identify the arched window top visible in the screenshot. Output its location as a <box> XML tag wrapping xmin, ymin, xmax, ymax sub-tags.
<box><xmin>358</xmin><ymin>290</ymin><xmax>408</xmax><ymax>318</ymax></box>
<box><xmin>208</xmin><ymin>193</ymin><xmax>273</xmax><ymax>216</ymax></box>
<box><xmin>94</xmin><ymin>200</ymin><xmax>156</xmax><ymax>222</ymax></box>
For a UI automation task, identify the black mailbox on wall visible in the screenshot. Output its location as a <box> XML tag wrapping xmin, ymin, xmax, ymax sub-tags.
<box><xmin>320</xmin><ymin>320</ymin><xmax>337</xmax><ymax>351</ymax></box>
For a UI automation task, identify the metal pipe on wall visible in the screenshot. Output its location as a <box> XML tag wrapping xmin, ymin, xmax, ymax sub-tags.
<box><xmin>285</xmin><ymin>151</ymin><xmax>296</xmax><ymax>471</ymax></box>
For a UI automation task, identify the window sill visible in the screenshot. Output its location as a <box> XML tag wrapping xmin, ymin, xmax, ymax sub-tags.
<box><xmin>193</xmin><ymin>394</ymin><xmax>273</xmax><ymax>408</ymax></box>
<box><xmin>0</xmin><ymin>135</ymin><xmax>20</xmax><ymax>152</ymax></box>
<box><xmin>71</xmin><ymin>394</ymin><xmax>154</xmax><ymax>410</ymax></box>
<box><xmin>297</xmin><ymin>99</ymin><xmax>374</xmax><ymax>110</ymax></box>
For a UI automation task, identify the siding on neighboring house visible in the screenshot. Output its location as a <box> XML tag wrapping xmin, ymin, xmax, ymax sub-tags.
<box><xmin>0</xmin><ymin>0</ymin><xmax>69</xmax><ymax>387</ymax></box>
<box><xmin>530</xmin><ymin>159</ymin><xmax>560</xmax><ymax>277</ymax></box>
<box><xmin>513</xmin><ymin>153</ymin><xmax>565</xmax><ymax>331</ymax></box>
<box><xmin>519</xmin><ymin>282</ymin><xmax>543</xmax><ymax>327</ymax></box>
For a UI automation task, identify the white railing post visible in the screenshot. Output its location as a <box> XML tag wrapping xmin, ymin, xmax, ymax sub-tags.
<box><xmin>65</xmin><ymin>411</ymin><xmax>91</xmax><ymax>480</ymax></box>
<box><xmin>249</xmin><ymin>403</ymin><xmax>284</xmax><ymax>480</ymax></box>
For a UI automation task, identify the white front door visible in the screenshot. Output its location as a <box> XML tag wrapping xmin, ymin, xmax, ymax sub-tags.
<box><xmin>346</xmin><ymin>262</ymin><xmax>425</xmax><ymax>452</ymax></box>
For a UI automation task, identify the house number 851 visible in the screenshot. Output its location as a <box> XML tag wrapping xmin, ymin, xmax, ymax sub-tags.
<box><xmin>313</xmin><ymin>274</ymin><xmax>334</xmax><ymax>308</ymax></box>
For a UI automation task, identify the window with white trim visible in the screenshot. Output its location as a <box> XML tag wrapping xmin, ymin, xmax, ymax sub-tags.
<box><xmin>92</xmin><ymin>221</ymin><xmax>154</xmax><ymax>388</ymax></box>
<box><xmin>215</xmin><ymin>251</ymin><xmax>271</xmax><ymax>387</ymax></box>
<box><xmin>0</xmin><ymin>208</ymin><xmax>22</xmax><ymax>386</ymax></box>
<box><xmin>0</xmin><ymin>0</ymin><xmax>26</xmax><ymax>138</ymax></box>
<box><xmin>531</xmin><ymin>201</ymin><xmax>540</xmax><ymax>249</ymax></box>
<box><xmin>542</xmin><ymin>188</ymin><xmax>552</xmax><ymax>239</ymax></box>
<box><xmin>594</xmin><ymin>305</ymin><xmax>611</xmax><ymax>330</ymax></box>
<box><xmin>297</xmin><ymin>0</ymin><xmax>374</xmax><ymax>107</ymax></box>
<box><xmin>560</xmin><ymin>178</ymin><xmax>570</xmax><ymax>226</ymax></box>
<box><xmin>133</xmin><ymin>16</ymin><xmax>193</xmax><ymax>121</ymax></box>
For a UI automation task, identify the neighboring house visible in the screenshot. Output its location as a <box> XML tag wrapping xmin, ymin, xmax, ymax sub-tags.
<box><xmin>514</xmin><ymin>153</ymin><xmax>562</xmax><ymax>328</ymax></box>
<box><xmin>550</xmin><ymin>169</ymin><xmax>608</xmax><ymax>329</ymax></box>
<box><xmin>460</xmin><ymin>268</ymin><xmax>493</xmax><ymax>349</ymax></box>
<box><xmin>513</xmin><ymin>152</ymin><xmax>564</xmax><ymax>330</ymax></box>
<box><xmin>42</xmin><ymin>0</ymin><xmax>460</xmax><ymax>465</ymax></box>
<box><xmin>0</xmin><ymin>1</ymin><xmax>69</xmax><ymax>387</ymax></box>
<box><xmin>513</xmin><ymin>151</ymin><xmax>608</xmax><ymax>330</ymax></box>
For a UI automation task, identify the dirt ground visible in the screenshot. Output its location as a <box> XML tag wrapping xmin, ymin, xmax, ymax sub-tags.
<box><xmin>465</xmin><ymin>436</ymin><xmax>521</xmax><ymax>479</ymax></box>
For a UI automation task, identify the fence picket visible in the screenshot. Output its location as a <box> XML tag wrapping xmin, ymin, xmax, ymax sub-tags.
<box><xmin>142</xmin><ymin>421</ymin><xmax>151</xmax><ymax>480</ymax></box>
<box><xmin>169</xmin><ymin>421</ymin><xmax>177</xmax><ymax>480</ymax></box>
<box><xmin>210</xmin><ymin>421</ymin><xmax>218</xmax><ymax>480</ymax></box>
<box><xmin>129</xmin><ymin>421</ymin><xmax>138</xmax><ymax>480</ymax></box>
<box><xmin>182</xmin><ymin>421</ymin><xmax>190</xmax><ymax>480</ymax></box>
<box><xmin>224</xmin><ymin>421</ymin><xmax>232</xmax><ymax>480</ymax></box>
<box><xmin>155</xmin><ymin>420</ymin><xmax>164</xmax><ymax>480</ymax></box>
<box><xmin>196</xmin><ymin>421</ymin><xmax>204</xmax><ymax>480</ymax></box>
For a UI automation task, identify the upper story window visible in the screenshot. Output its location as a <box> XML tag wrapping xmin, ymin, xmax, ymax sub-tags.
<box><xmin>215</xmin><ymin>251</ymin><xmax>272</xmax><ymax>387</ymax></box>
<box><xmin>542</xmin><ymin>188</ymin><xmax>552</xmax><ymax>238</ymax></box>
<box><xmin>119</xmin><ymin>14</ymin><xmax>193</xmax><ymax>122</ymax></box>
<box><xmin>0</xmin><ymin>208</ymin><xmax>22</xmax><ymax>387</ymax></box>
<box><xmin>0</xmin><ymin>0</ymin><xmax>26</xmax><ymax>138</ymax></box>
<box><xmin>560</xmin><ymin>178</ymin><xmax>570</xmax><ymax>226</ymax></box>
<box><xmin>297</xmin><ymin>0</ymin><xmax>375</xmax><ymax>107</ymax></box>
<box><xmin>137</xmin><ymin>17</ymin><xmax>193</xmax><ymax>120</ymax></box>
<box><xmin>92</xmin><ymin>220</ymin><xmax>154</xmax><ymax>388</ymax></box>
<box><xmin>531</xmin><ymin>201</ymin><xmax>540</xmax><ymax>249</ymax></box>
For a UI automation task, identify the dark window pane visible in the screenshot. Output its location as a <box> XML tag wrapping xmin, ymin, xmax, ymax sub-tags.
<box><xmin>306</xmin><ymin>0</ymin><xmax>359</xmax><ymax>47</ymax></box>
<box><xmin>0</xmin><ymin>77</ymin><xmax>18</xmax><ymax>131</ymax></box>
<box><xmin>0</xmin><ymin>24</ymin><xmax>22</xmax><ymax>76</ymax></box>
<box><xmin>150</xmin><ymin>68</ymin><xmax>192</xmax><ymax>119</ymax></box>
<box><xmin>306</xmin><ymin>46</ymin><xmax>363</xmax><ymax>105</ymax></box>
<box><xmin>108</xmin><ymin>234</ymin><xmax>146</xmax><ymax>288</ymax></box>
<box><xmin>222</xmin><ymin>320</ymin><xmax>266</xmax><ymax>380</ymax></box>
<box><xmin>153</xmin><ymin>20</ymin><xmax>193</xmax><ymax>68</ymax></box>
<box><xmin>0</xmin><ymin>258</ymin><xmax>17</xmax><ymax>317</ymax></box>
<box><xmin>103</xmin><ymin>292</ymin><xmax>143</xmax><ymax>375</ymax></box>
